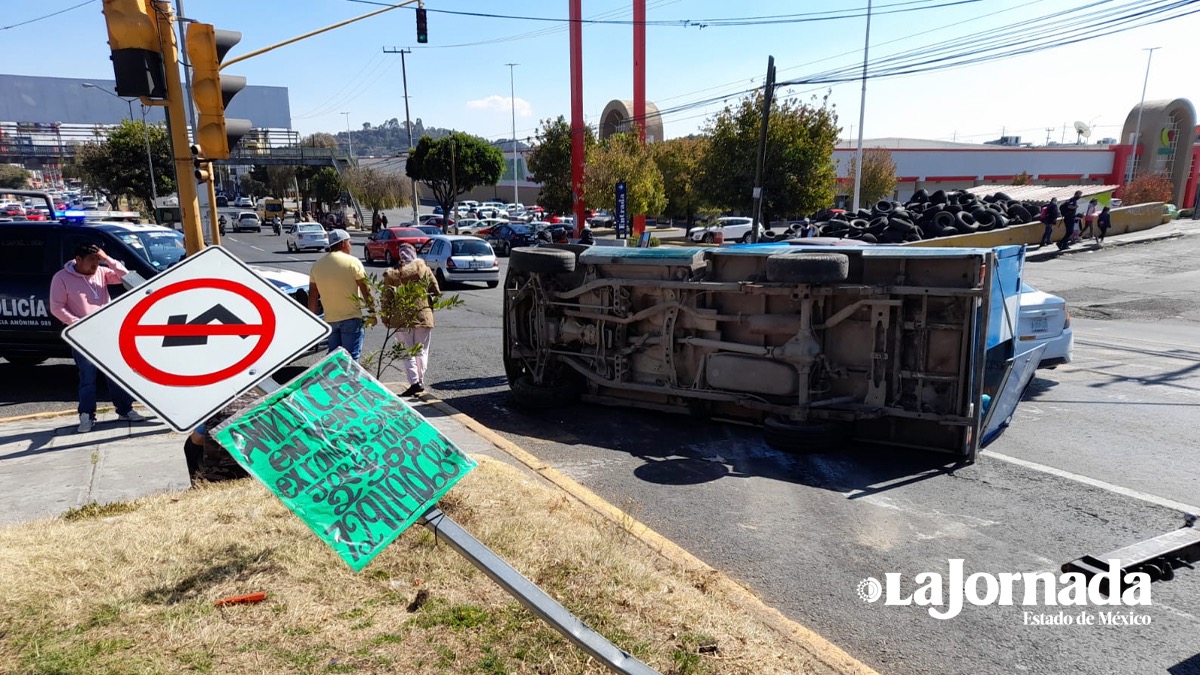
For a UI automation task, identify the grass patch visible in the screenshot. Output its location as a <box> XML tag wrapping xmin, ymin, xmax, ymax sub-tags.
<box><xmin>62</xmin><ymin>500</ymin><xmax>138</xmax><ymax>521</ymax></box>
<box><xmin>0</xmin><ymin>456</ymin><xmax>834</xmax><ymax>674</ymax></box>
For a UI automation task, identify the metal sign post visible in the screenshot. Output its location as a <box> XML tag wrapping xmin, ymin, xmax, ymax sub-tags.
<box><xmin>222</xmin><ymin>354</ymin><xmax>660</xmax><ymax>675</ymax></box>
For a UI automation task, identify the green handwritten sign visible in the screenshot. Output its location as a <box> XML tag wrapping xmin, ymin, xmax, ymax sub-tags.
<box><xmin>212</xmin><ymin>350</ymin><xmax>477</xmax><ymax>571</ymax></box>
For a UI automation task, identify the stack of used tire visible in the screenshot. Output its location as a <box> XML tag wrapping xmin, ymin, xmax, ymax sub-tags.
<box><xmin>761</xmin><ymin>189</ymin><xmax>1046</xmax><ymax>244</ymax></box>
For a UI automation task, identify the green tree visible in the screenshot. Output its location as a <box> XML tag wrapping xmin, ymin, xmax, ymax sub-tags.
<box><xmin>700</xmin><ymin>92</ymin><xmax>840</xmax><ymax>221</ymax></box>
<box><xmin>295</xmin><ymin>133</ymin><xmax>340</xmax><ymax>211</ymax></box>
<box><xmin>844</xmin><ymin>147</ymin><xmax>897</xmax><ymax>206</ymax></box>
<box><xmin>651</xmin><ymin>136</ymin><xmax>707</xmax><ymax>223</ymax></box>
<box><xmin>69</xmin><ymin>119</ymin><xmax>175</xmax><ymax>211</ymax></box>
<box><xmin>249</xmin><ymin>165</ymin><xmax>296</xmax><ymax>198</ymax></box>
<box><xmin>406</xmin><ymin>132</ymin><xmax>505</xmax><ymax>219</ymax></box>
<box><xmin>0</xmin><ymin>164</ymin><xmax>30</xmax><ymax>189</ymax></box>
<box><xmin>308</xmin><ymin>168</ymin><xmax>343</xmax><ymax>214</ymax></box>
<box><xmin>239</xmin><ymin>173</ymin><xmax>266</xmax><ymax>200</ymax></box>
<box><xmin>343</xmin><ymin>166</ymin><xmax>409</xmax><ymax>229</ymax></box>
<box><xmin>526</xmin><ymin>115</ymin><xmax>596</xmax><ymax>215</ymax></box>
<box><xmin>582</xmin><ymin>130</ymin><xmax>666</xmax><ymax>217</ymax></box>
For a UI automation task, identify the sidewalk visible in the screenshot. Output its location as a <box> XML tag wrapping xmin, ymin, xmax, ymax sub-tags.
<box><xmin>0</xmin><ymin>399</ymin><xmax>526</xmax><ymax>526</ymax></box>
<box><xmin>1019</xmin><ymin>217</ymin><xmax>1199</xmax><ymax>262</ymax></box>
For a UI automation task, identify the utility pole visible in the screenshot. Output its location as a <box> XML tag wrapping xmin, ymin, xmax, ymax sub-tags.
<box><xmin>341</xmin><ymin>112</ymin><xmax>354</xmax><ymax>160</ymax></box>
<box><xmin>750</xmin><ymin>56</ymin><xmax>775</xmax><ymax>244</ymax></box>
<box><xmin>506</xmin><ymin>63</ymin><xmax>519</xmax><ymax>206</ymax></box>
<box><xmin>851</xmin><ymin>0</ymin><xmax>873</xmax><ymax>213</ymax></box>
<box><xmin>384</xmin><ymin>46</ymin><xmax>420</xmax><ymax>225</ymax></box>
<box><xmin>1132</xmin><ymin>47</ymin><xmax>1161</xmax><ymax>178</ymax></box>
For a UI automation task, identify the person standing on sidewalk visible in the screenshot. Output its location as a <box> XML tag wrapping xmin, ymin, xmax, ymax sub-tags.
<box><xmin>1057</xmin><ymin>190</ymin><xmax>1083</xmax><ymax>250</ymax></box>
<box><xmin>1039</xmin><ymin>198</ymin><xmax>1060</xmax><ymax>247</ymax></box>
<box><xmin>382</xmin><ymin>243</ymin><xmax>441</xmax><ymax>397</ymax></box>
<box><xmin>308</xmin><ymin>229</ymin><xmax>372</xmax><ymax>361</ymax></box>
<box><xmin>49</xmin><ymin>243</ymin><xmax>148</xmax><ymax>433</ymax></box>
<box><xmin>1096</xmin><ymin>206</ymin><xmax>1112</xmax><ymax>244</ymax></box>
<box><xmin>1081</xmin><ymin>198</ymin><xmax>1099</xmax><ymax>240</ymax></box>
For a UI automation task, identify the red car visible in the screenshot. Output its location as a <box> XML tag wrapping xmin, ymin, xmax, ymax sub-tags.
<box><xmin>3</xmin><ymin>204</ymin><xmax>25</xmax><ymax>217</ymax></box>
<box><xmin>363</xmin><ymin>227</ymin><xmax>431</xmax><ymax>265</ymax></box>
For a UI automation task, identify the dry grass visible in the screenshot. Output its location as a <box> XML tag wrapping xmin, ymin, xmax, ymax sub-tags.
<box><xmin>0</xmin><ymin>456</ymin><xmax>827</xmax><ymax>675</ymax></box>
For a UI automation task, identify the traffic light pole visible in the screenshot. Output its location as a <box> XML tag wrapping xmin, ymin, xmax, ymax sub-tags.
<box><xmin>205</xmin><ymin>163</ymin><xmax>222</xmax><ymax>245</ymax></box>
<box><xmin>153</xmin><ymin>0</ymin><xmax>206</xmax><ymax>254</ymax></box>
<box><xmin>220</xmin><ymin>0</ymin><xmax>420</xmax><ymax>71</ymax></box>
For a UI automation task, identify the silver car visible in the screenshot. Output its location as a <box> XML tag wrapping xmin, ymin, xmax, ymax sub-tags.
<box><xmin>417</xmin><ymin>235</ymin><xmax>500</xmax><ymax>288</ymax></box>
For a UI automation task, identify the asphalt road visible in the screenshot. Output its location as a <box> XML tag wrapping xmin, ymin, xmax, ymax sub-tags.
<box><xmin>4</xmin><ymin>229</ymin><xmax>1200</xmax><ymax>674</ymax></box>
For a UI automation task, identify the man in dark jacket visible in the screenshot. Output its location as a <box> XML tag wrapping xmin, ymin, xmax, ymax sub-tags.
<box><xmin>1039</xmin><ymin>198</ymin><xmax>1060</xmax><ymax>247</ymax></box>
<box><xmin>1057</xmin><ymin>190</ymin><xmax>1082</xmax><ymax>250</ymax></box>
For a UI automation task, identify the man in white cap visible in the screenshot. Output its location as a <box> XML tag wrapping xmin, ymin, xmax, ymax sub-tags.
<box><xmin>308</xmin><ymin>229</ymin><xmax>372</xmax><ymax>360</ymax></box>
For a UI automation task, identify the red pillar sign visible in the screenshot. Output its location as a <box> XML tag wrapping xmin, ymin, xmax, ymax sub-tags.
<box><xmin>632</xmin><ymin>0</ymin><xmax>647</xmax><ymax>238</ymax></box>
<box><xmin>570</xmin><ymin>0</ymin><xmax>586</xmax><ymax>236</ymax></box>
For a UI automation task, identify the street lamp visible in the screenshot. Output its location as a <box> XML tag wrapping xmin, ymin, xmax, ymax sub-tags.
<box><xmin>82</xmin><ymin>82</ymin><xmax>157</xmax><ymax>204</ymax></box>
<box><xmin>341</xmin><ymin>112</ymin><xmax>354</xmax><ymax>159</ymax></box>
<box><xmin>506</xmin><ymin>63</ymin><xmax>519</xmax><ymax>206</ymax></box>
<box><xmin>1131</xmin><ymin>47</ymin><xmax>1161</xmax><ymax>179</ymax></box>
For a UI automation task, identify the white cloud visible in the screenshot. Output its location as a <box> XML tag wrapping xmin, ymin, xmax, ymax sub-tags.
<box><xmin>466</xmin><ymin>95</ymin><xmax>532</xmax><ymax>118</ymax></box>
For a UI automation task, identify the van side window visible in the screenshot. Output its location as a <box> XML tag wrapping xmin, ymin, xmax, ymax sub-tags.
<box><xmin>0</xmin><ymin>228</ymin><xmax>51</xmax><ymax>276</ymax></box>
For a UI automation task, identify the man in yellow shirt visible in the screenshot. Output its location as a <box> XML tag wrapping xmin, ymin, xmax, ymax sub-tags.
<box><xmin>308</xmin><ymin>229</ymin><xmax>372</xmax><ymax>360</ymax></box>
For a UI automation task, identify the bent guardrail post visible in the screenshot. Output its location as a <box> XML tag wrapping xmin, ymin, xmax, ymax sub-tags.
<box><xmin>418</xmin><ymin>507</ymin><xmax>660</xmax><ymax>675</ymax></box>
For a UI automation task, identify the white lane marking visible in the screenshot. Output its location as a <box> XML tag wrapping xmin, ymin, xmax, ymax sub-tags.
<box><xmin>986</xmin><ymin>451</ymin><xmax>1200</xmax><ymax>514</ymax></box>
<box><xmin>250</xmin><ymin>245</ymin><xmax>264</xmax><ymax>251</ymax></box>
<box><xmin>289</xmin><ymin>257</ymin><xmax>303</xmax><ymax>262</ymax></box>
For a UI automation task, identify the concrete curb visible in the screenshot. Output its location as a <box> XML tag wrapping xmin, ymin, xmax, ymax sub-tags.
<box><xmin>422</xmin><ymin>395</ymin><xmax>880</xmax><ymax>675</ymax></box>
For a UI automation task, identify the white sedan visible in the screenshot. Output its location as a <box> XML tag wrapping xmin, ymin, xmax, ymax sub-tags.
<box><xmin>417</xmin><ymin>235</ymin><xmax>500</xmax><ymax>288</ymax></box>
<box><xmin>689</xmin><ymin>216</ymin><xmax>762</xmax><ymax>244</ymax></box>
<box><xmin>286</xmin><ymin>222</ymin><xmax>330</xmax><ymax>252</ymax></box>
<box><xmin>1018</xmin><ymin>283</ymin><xmax>1073</xmax><ymax>369</ymax></box>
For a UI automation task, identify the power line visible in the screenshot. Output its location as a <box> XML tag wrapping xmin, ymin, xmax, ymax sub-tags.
<box><xmin>345</xmin><ymin>0</ymin><xmax>978</xmax><ymax>29</ymax></box>
<box><xmin>1</xmin><ymin>0</ymin><xmax>95</xmax><ymax>31</ymax></box>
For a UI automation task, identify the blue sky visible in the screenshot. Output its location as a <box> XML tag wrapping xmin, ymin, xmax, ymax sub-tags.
<box><xmin>4</xmin><ymin>0</ymin><xmax>1200</xmax><ymax>147</ymax></box>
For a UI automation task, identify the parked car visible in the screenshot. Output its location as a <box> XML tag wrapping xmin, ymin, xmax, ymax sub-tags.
<box><xmin>417</xmin><ymin>235</ymin><xmax>500</xmax><ymax>288</ymax></box>
<box><xmin>234</xmin><ymin>212</ymin><xmax>262</xmax><ymax>233</ymax></box>
<box><xmin>422</xmin><ymin>216</ymin><xmax>456</xmax><ymax>232</ymax></box>
<box><xmin>690</xmin><ymin>216</ymin><xmax>761</xmax><ymax>243</ymax></box>
<box><xmin>286</xmin><ymin>222</ymin><xmax>330</xmax><ymax>252</ymax></box>
<box><xmin>0</xmin><ymin>201</ymin><xmax>312</xmax><ymax>366</ymax></box>
<box><xmin>463</xmin><ymin>218</ymin><xmax>508</xmax><ymax>237</ymax></box>
<box><xmin>1017</xmin><ymin>283</ymin><xmax>1073</xmax><ymax>369</ymax></box>
<box><xmin>485</xmin><ymin>223</ymin><xmax>536</xmax><ymax>256</ymax></box>
<box><xmin>364</xmin><ymin>227</ymin><xmax>431</xmax><ymax>265</ymax></box>
<box><xmin>454</xmin><ymin>219</ymin><xmax>483</xmax><ymax>234</ymax></box>
<box><xmin>415</xmin><ymin>225</ymin><xmax>443</xmax><ymax>237</ymax></box>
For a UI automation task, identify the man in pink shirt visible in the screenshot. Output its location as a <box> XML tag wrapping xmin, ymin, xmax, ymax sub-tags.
<box><xmin>49</xmin><ymin>243</ymin><xmax>149</xmax><ymax>432</ymax></box>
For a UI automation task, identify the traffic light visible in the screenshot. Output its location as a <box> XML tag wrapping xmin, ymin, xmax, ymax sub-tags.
<box><xmin>416</xmin><ymin>8</ymin><xmax>428</xmax><ymax>44</ymax></box>
<box><xmin>186</xmin><ymin>22</ymin><xmax>252</xmax><ymax>160</ymax></box>
<box><xmin>191</xmin><ymin>145</ymin><xmax>211</xmax><ymax>183</ymax></box>
<box><xmin>101</xmin><ymin>0</ymin><xmax>167</xmax><ymax>98</ymax></box>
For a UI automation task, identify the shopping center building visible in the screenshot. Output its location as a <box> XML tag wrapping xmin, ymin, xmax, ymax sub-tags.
<box><xmin>835</xmin><ymin>98</ymin><xmax>1197</xmax><ymax>208</ymax></box>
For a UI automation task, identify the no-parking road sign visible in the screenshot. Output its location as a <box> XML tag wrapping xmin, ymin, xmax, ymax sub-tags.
<box><xmin>63</xmin><ymin>246</ymin><xmax>330</xmax><ymax>432</ymax></box>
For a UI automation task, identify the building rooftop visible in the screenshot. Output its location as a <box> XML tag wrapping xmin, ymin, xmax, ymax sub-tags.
<box><xmin>965</xmin><ymin>184</ymin><xmax>1119</xmax><ymax>201</ymax></box>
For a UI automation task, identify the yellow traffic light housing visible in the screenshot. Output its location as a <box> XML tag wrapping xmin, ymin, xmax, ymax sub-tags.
<box><xmin>186</xmin><ymin>22</ymin><xmax>251</xmax><ymax>160</ymax></box>
<box><xmin>101</xmin><ymin>0</ymin><xmax>166</xmax><ymax>98</ymax></box>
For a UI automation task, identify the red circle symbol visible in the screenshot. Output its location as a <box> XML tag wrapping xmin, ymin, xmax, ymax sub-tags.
<box><xmin>118</xmin><ymin>278</ymin><xmax>277</xmax><ymax>387</ymax></box>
